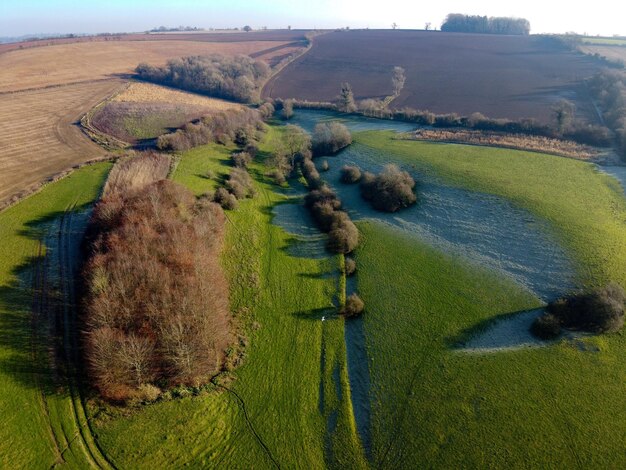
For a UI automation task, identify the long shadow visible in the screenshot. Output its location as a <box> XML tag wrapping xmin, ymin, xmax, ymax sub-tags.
<box><xmin>447</xmin><ymin>307</ymin><xmax>547</xmax><ymax>350</ymax></box>
<box><xmin>291</xmin><ymin>307</ymin><xmax>336</xmax><ymax>321</ymax></box>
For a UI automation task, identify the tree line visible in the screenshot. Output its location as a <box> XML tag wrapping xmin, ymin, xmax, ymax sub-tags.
<box><xmin>441</xmin><ymin>14</ymin><xmax>530</xmax><ymax>35</ymax></box>
<box><xmin>136</xmin><ymin>54</ymin><xmax>270</xmax><ymax>103</ymax></box>
<box><xmin>588</xmin><ymin>70</ymin><xmax>626</xmax><ymax>159</ymax></box>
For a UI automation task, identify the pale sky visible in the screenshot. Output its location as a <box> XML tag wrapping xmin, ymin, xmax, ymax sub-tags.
<box><xmin>0</xmin><ymin>0</ymin><xmax>623</xmax><ymax>37</ymax></box>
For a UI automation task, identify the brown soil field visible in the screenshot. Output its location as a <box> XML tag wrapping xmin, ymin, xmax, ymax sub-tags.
<box><xmin>264</xmin><ymin>30</ymin><xmax>605</xmax><ymax>123</ymax></box>
<box><xmin>0</xmin><ymin>40</ymin><xmax>300</xmax><ymax>92</ymax></box>
<box><xmin>580</xmin><ymin>45</ymin><xmax>626</xmax><ymax>64</ymax></box>
<box><xmin>0</xmin><ymin>80</ymin><xmax>123</xmax><ymax>206</ymax></box>
<box><xmin>0</xmin><ymin>30</ymin><xmax>309</xmax><ymax>55</ymax></box>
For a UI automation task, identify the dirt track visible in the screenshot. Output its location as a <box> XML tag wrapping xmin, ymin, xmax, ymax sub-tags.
<box><xmin>264</xmin><ymin>30</ymin><xmax>605</xmax><ymax>123</ymax></box>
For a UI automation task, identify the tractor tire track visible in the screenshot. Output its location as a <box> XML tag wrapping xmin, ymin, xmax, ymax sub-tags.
<box><xmin>53</xmin><ymin>204</ymin><xmax>116</xmax><ymax>469</ymax></box>
<box><xmin>214</xmin><ymin>383</ymin><xmax>281</xmax><ymax>469</ymax></box>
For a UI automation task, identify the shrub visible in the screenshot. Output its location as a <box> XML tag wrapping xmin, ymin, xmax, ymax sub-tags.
<box><xmin>258</xmin><ymin>101</ymin><xmax>275</xmax><ymax>120</ymax></box>
<box><xmin>270</xmin><ymin>169</ymin><xmax>286</xmax><ymax>185</ymax></box>
<box><xmin>321</xmin><ymin>160</ymin><xmax>330</xmax><ymax>172</ymax></box>
<box><xmin>328</xmin><ymin>212</ymin><xmax>359</xmax><ymax>254</ymax></box>
<box><xmin>544</xmin><ymin>283</ymin><xmax>626</xmax><ymax>334</ymax></box>
<box><xmin>340</xmin><ymin>165</ymin><xmax>361</xmax><ymax>184</ymax></box>
<box><xmin>232</xmin><ymin>151</ymin><xmax>252</xmax><ymax>168</ymax></box>
<box><xmin>342</xmin><ymin>293</ymin><xmax>365</xmax><ymax>317</ymax></box>
<box><xmin>281</xmin><ymin>99</ymin><xmax>294</xmax><ymax>120</ymax></box>
<box><xmin>344</xmin><ymin>257</ymin><xmax>356</xmax><ymax>276</ymax></box>
<box><xmin>530</xmin><ymin>313</ymin><xmax>562</xmax><ymax>339</ymax></box>
<box><xmin>214</xmin><ymin>187</ymin><xmax>238</xmax><ymax>209</ymax></box>
<box><xmin>225</xmin><ymin>168</ymin><xmax>254</xmax><ymax>199</ymax></box>
<box><xmin>312</xmin><ymin>122</ymin><xmax>352</xmax><ymax>156</ymax></box>
<box><xmin>360</xmin><ymin>164</ymin><xmax>417</xmax><ymax>212</ymax></box>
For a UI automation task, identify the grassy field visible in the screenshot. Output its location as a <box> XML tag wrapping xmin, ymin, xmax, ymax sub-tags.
<box><xmin>0</xmin><ymin>163</ymin><xmax>112</xmax><ymax>469</ymax></box>
<box><xmin>357</xmin><ymin>131</ymin><xmax>626</xmax><ymax>290</ymax></box>
<box><xmin>92</xmin><ymin>130</ymin><xmax>367</xmax><ymax>468</ymax></box>
<box><xmin>0</xmin><ymin>80</ymin><xmax>123</xmax><ymax>208</ymax></box>
<box><xmin>90</xmin><ymin>82</ymin><xmax>243</xmax><ymax>144</ymax></box>
<box><xmin>356</xmin><ymin>222</ymin><xmax>626</xmax><ymax>468</ymax></box>
<box><xmin>581</xmin><ymin>37</ymin><xmax>626</xmax><ymax>46</ymax></box>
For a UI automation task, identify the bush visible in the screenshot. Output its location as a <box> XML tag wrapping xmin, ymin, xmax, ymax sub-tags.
<box><xmin>530</xmin><ymin>313</ymin><xmax>562</xmax><ymax>340</ymax></box>
<box><xmin>321</xmin><ymin>160</ymin><xmax>330</xmax><ymax>172</ymax></box>
<box><xmin>545</xmin><ymin>283</ymin><xmax>625</xmax><ymax>333</ymax></box>
<box><xmin>328</xmin><ymin>213</ymin><xmax>359</xmax><ymax>254</ymax></box>
<box><xmin>214</xmin><ymin>187</ymin><xmax>238</xmax><ymax>210</ymax></box>
<box><xmin>312</xmin><ymin>122</ymin><xmax>352</xmax><ymax>156</ymax></box>
<box><xmin>360</xmin><ymin>164</ymin><xmax>417</xmax><ymax>212</ymax></box>
<box><xmin>344</xmin><ymin>257</ymin><xmax>356</xmax><ymax>276</ymax></box>
<box><xmin>232</xmin><ymin>151</ymin><xmax>252</xmax><ymax>168</ymax></box>
<box><xmin>258</xmin><ymin>101</ymin><xmax>275</xmax><ymax>120</ymax></box>
<box><xmin>342</xmin><ymin>293</ymin><xmax>365</xmax><ymax>317</ymax></box>
<box><xmin>270</xmin><ymin>169</ymin><xmax>286</xmax><ymax>185</ymax></box>
<box><xmin>340</xmin><ymin>165</ymin><xmax>361</xmax><ymax>184</ymax></box>
<box><xmin>226</xmin><ymin>168</ymin><xmax>255</xmax><ymax>199</ymax></box>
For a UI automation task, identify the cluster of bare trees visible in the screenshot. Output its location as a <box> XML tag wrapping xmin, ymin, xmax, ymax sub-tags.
<box><xmin>360</xmin><ymin>164</ymin><xmax>417</xmax><ymax>212</ymax></box>
<box><xmin>268</xmin><ymin>124</ymin><xmax>312</xmax><ymax>182</ymax></box>
<box><xmin>84</xmin><ymin>180</ymin><xmax>230</xmax><ymax>401</ymax></box>
<box><xmin>312</xmin><ymin>122</ymin><xmax>352</xmax><ymax>156</ymax></box>
<box><xmin>588</xmin><ymin>71</ymin><xmax>626</xmax><ymax>159</ymax></box>
<box><xmin>136</xmin><ymin>54</ymin><xmax>270</xmax><ymax>103</ymax></box>
<box><xmin>157</xmin><ymin>107</ymin><xmax>265</xmax><ymax>151</ymax></box>
<box><xmin>441</xmin><ymin>14</ymin><xmax>530</xmax><ymax>35</ymax></box>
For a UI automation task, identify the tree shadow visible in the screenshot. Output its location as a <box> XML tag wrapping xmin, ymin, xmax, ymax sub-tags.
<box><xmin>291</xmin><ymin>307</ymin><xmax>337</xmax><ymax>321</ymax></box>
<box><xmin>446</xmin><ymin>307</ymin><xmax>546</xmax><ymax>350</ymax></box>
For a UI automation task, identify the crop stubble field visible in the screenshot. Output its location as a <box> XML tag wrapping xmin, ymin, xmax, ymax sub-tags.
<box><xmin>0</xmin><ymin>34</ymin><xmax>306</xmax><ymax>208</ymax></box>
<box><xmin>264</xmin><ymin>30</ymin><xmax>603</xmax><ymax>122</ymax></box>
<box><xmin>0</xmin><ymin>80</ymin><xmax>123</xmax><ymax>206</ymax></box>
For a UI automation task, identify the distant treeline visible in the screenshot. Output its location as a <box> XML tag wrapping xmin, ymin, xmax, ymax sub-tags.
<box><xmin>136</xmin><ymin>54</ymin><xmax>270</xmax><ymax>103</ymax></box>
<box><xmin>149</xmin><ymin>26</ymin><xmax>205</xmax><ymax>32</ymax></box>
<box><xmin>441</xmin><ymin>14</ymin><xmax>530</xmax><ymax>35</ymax></box>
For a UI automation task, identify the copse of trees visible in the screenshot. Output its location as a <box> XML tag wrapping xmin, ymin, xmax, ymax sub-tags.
<box><xmin>532</xmin><ymin>283</ymin><xmax>626</xmax><ymax>339</ymax></box>
<box><xmin>157</xmin><ymin>107</ymin><xmax>264</xmax><ymax>152</ymax></box>
<box><xmin>339</xmin><ymin>82</ymin><xmax>357</xmax><ymax>113</ymax></box>
<box><xmin>312</xmin><ymin>121</ymin><xmax>352</xmax><ymax>156</ymax></box>
<box><xmin>360</xmin><ymin>164</ymin><xmax>417</xmax><ymax>212</ymax></box>
<box><xmin>269</xmin><ymin>124</ymin><xmax>312</xmax><ymax>181</ymax></box>
<box><xmin>84</xmin><ymin>180</ymin><xmax>230</xmax><ymax>401</ymax></box>
<box><xmin>441</xmin><ymin>14</ymin><xmax>530</xmax><ymax>35</ymax></box>
<box><xmin>135</xmin><ymin>54</ymin><xmax>270</xmax><ymax>103</ymax></box>
<box><xmin>588</xmin><ymin>71</ymin><xmax>626</xmax><ymax>159</ymax></box>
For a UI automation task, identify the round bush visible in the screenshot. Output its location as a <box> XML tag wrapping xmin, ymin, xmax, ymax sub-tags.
<box><xmin>342</xmin><ymin>293</ymin><xmax>365</xmax><ymax>317</ymax></box>
<box><xmin>340</xmin><ymin>165</ymin><xmax>362</xmax><ymax>184</ymax></box>
<box><xmin>530</xmin><ymin>313</ymin><xmax>562</xmax><ymax>340</ymax></box>
<box><xmin>344</xmin><ymin>257</ymin><xmax>356</xmax><ymax>276</ymax></box>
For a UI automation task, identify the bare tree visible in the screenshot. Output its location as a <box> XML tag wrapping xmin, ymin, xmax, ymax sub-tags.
<box><xmin>339</xmin><ymin>82</ymin><xmax>357</xmax><ymax>113</ymax></box>
<box><xmin>425</xmin><ymin>22</ymin><xmax>431</xmax><ymax>31</ymax></box>
<box><xmin>392</xmin><ymin>66</ymin><xmax>406</xmax><ymax>96</ymax></box>
<box><xmin>552</xmin><ymin>99</ymin><xmax>576</xmax><ymax>134</ymax></box>
<box><xmin>392</xmin><ymin>22</ymin><xmax>397</xmax><ymax>30</ymax></box>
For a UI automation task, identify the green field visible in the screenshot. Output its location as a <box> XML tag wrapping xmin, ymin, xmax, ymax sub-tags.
<box><xmin>0</xmin><ymin>164</ymin><xmax>112</xmax><ymax>469</ymax></box>
<box><xmin>359</xmin><ymin>132</ymin><xmax>626</xmax><ymax>289</ymax></box>
<box><xmin>357</xmin><ymin>222</ymin><xmax>626</xmax><ymax>468</ymax></box>
<box><xmin>581</xmin><ymin>37</ymin><xmax>626</xmax><ymax>46</ymax></box>
<box><xmin>92</xmin><ymin>130</ymin><xmax>368</xmax><ymax>468</ymax></box>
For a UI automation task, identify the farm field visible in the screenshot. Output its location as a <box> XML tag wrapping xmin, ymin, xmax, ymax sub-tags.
<box><xmin>90</xmin><ymin>82</ymin><xmax>242</xmax><ymax>144</ymax></box>
<box><xmin>0</xmin><ymin>163</ymin><xmax>112</xmax><ymax>469</ymax></box>
<box><xmin>580</xmin><ymin>37</ymin><xmax>626</xmax><ymax>46</ymax></box>
<box><xmin>580</xmin><ymin>44</ymin><xmax>626</xmax><ymax>63</ymax></box>
<box><xmin>0</xmin><ymin>40</ymin><xmax>301</xmax><ymax>93</ymax></box>
<box><xmin>264</xmin><ymin>30</ymin><xmax>603</xmax><ymax>122</ymax></box>
<box><xmin>0</xmin><ymin>80</ymin><xmax>123</xmax><ymax>208</ymax></box>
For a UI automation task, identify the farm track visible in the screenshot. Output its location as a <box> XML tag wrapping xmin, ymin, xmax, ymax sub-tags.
<box><xmin>32</xmin><ymin>205</ymin><xmax>115</xmax><ymax>469</ymax></box>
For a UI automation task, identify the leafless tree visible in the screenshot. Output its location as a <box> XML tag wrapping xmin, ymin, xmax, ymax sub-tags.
<box><xmin>392</xmin><ymin>66</ymin><xmax>406</xmax><ymax>96</ymax></box>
